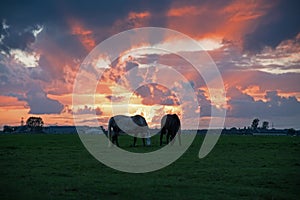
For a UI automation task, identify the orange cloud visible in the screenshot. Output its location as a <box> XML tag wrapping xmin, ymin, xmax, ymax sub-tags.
<box><xmin>0</xmin><ymin>96</ymin><xmax>29</xmax><ymax>127</ymax></box>
<box><xmin>111</xmin><ymin>11</ymin><xmax>151</xmax><ymax>33</ymax></box>
<box><xmin>241</xmin><ymin>85</ymin><xmax>265</xmax><ymax>101</ymax></box>
<box><xmin>217</xmin><ymin>0</ymin><xmax>274</xmax><ymax>41</ymax></box>
<box><xmin>68</xmin><ymin>18</ymin><xmax>96</xmax><ymax>51</ymax></box>
<box><xmin>96</xmin><ymin>83</ymin><xmax>112</xmax><ymax>95</ymax></box>
<box><xmin>0</xmin><ymin>96</ymin><xmax>26</xmax><ymax>108</ymax></box>
<box><xmin>35</xmin><ymin>35</ymin><xmax>79</xmax><ymax>96</ymax></box>
<box><xmin>167</xmin><ymin>6</ymin><xmax>201</xmax><ymax>17</ymax></box>
<box><xmin>128</xmin><ymin>11</ymin><xmax>150</xmax><ymax>19</ymax></box>
<box><xmin>241</xmin><ymin>85</ymin><xmax>300</xmax><ymax>102</ymax></box>
<box><xmin>222</xmin><ymin>0</ymin><xmax>270</xmax><ymax>21</ymax></box>
<box><xmin>166</xmin><ymin>0</ymin><xmax>276</xmax><ymax>45</ymax></box>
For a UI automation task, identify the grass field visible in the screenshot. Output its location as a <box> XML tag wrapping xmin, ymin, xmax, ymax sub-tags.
<box><xmin>0</xmin><ymin>133</ymin><xmax>299</xmax><ymax>200</ymax></box>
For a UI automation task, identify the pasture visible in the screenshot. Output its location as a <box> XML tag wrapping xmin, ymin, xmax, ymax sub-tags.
<box><xmin>0</xmin><ymin>133</ymin><xmax>299</xmax><ymax>199</ymax></box>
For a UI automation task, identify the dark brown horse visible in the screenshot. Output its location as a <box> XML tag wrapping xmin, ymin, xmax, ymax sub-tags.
<box><xmin>108</xmin><ymin>115</ymin><xmax>150</xmax><ymax>147</ymax></box>
<box><xmin>160</xmin><ymin>114</ymin><xmax>181</xmax><ymax>146</ymax></box>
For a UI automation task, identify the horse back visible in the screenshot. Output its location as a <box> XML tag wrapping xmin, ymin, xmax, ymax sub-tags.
<box><xmin>131</xmin><ymin>115</ymin><xmax>148</xmax><ymax>127</ymax></box>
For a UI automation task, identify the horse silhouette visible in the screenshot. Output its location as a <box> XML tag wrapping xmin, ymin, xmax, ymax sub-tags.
<box><xmin>160</xmin><ymin>114</ymin><xmax>181</xmax><ymax>146</ymax></box>
<box><xmin>108</xmin><ymin>115</ymin><xmax>150</xmax><ymax>147</ymax></box>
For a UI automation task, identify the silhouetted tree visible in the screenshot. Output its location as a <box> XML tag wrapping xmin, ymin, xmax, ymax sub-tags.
<box><xmin>262</xmin><ymin>121</ymin><xmax>269</xmax><ymax>130</ymax></box>
<box><xmin>26</xmin><ymin>117</ymin><xmax>44</xmax><ymax>133</ymax></box>
<box><xmin>251</xmin><ymin>118</ymin><xmax>259</xmax><ymax>130</ymax></box>
<box><xmin>287</xmin><ymin>128</ymin><xmax>296</xmax><ymax>136</ymax></box>
<box><xmin>230</xmin><ymin>127</ymin><xmax>238</xmax><ymax>134</ymax></box>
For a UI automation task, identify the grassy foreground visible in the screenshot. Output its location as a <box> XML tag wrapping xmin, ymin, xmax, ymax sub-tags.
<box><xmin>0</xmin><ymin>134</ymin><xmax>299</xmax><ymax>200</ymax></box>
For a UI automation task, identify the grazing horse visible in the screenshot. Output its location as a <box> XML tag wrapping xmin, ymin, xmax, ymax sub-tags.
<box><xmin>160</xmin><ymin>114</ymin><xmax>181</xmax><ymax>146</ymax></box>
<box><xmin>108</xmin><ymin>115</ymin><xmax>150</xmax><ymax>147</ymax></box>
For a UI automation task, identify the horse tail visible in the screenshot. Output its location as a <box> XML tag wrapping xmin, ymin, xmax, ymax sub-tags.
<box><xmin>108</xmin><ymin>117</ymin><xmax>113</xmax><ymax>147</ymax></box>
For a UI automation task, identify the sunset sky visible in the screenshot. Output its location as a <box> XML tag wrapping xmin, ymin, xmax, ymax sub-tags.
<box><xmin>0</xmin><ymin>0</ymin><xmax>300</xmax><ymax>129</ymax></box>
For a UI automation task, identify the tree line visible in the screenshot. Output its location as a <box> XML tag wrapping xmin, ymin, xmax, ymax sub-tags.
<box><xmin>3</xmin><ymin>117</ymin><xmax>44</xmax><ymax>133</ymax></box>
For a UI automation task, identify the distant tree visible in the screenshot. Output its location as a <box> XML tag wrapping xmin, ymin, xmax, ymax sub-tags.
<box><xmin>287</xmin><ymin>128</ymin><xmax>296</xmax><ymax>136</ymax></box>
<box><xmin>26</xmin><ymin>117</ymin><xmax>44</xmax><ymax>133</ymax></box>
<box><xmin>251</xmin><ymin>118</ymin><xmax>259</xmax><ymax>130</ymax></box>
<box><xmin>262</xmin><ymin>121</ymin><xmax>269</xmax><ymax>130</ymax></box>
<box><xmin>230</xmin><ymin>127</ymin><xmax>238</xmax><ymax>134</ymax></box>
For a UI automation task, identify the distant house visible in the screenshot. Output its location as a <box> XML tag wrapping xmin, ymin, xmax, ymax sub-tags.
<box><xmin>43</xmin><ymin>126</ymin><xmax>77</xmax><ymax>134</ymax></box>
<box><xmin>252</xmin><ymin>129</ymin><xmax>288</xmax><ymax>136</ymax></box>
<box><xmin>14</xmin><ymin>125</ymin><xmax>31</xmax><ymax>133</ymax></box>
<box><xmin>42</xmin><ymin>126</ymin><xmax>106</xmax><ymax>134</ymax></box>
<box><xmin>3</xmin><ymin>125</ymin><xmax>31</xmax><ymax>133</ymax></box>
<box><xmin>83</xmin><ymin>127</ymin><xmax>105</xmax><ymax>134</ymax></box>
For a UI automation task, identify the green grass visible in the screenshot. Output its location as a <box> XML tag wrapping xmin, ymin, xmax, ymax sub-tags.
<box><xmin>0</xmin><ymin>134</ymin><xmax>299</xmax><ymax>200</ymax></box>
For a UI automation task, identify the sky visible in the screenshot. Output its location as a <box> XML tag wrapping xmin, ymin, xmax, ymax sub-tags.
<box><xmin>0</xmin><ymin>0</ymin><xmax>300</xmax><ymax>129</ymax></box>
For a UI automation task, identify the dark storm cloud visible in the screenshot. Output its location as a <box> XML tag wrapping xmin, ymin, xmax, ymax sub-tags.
<box><xmin>0</xmin><ymin>0</ymin><xmax>171</xmax><ymax>54</ymax></box>
<box><xmin>0</xmin><ymin>26</ymin><xmax>36</xmax><ymax>53</ymax></box>
<box><xmin>0</xmin><ymin>1</ymin><xmax>57</xmax><ymax>52</ymax></box>
<box><xmin>227</xmin><ymin>87</ymin><xmax>300</xmax><ymax>118</ymax></box>
<box><xmin>0</xmin><ymin>54</ymin><xmax>30</xmax><ymax>94</ymax></box>
<box><xmin>244</xmin><ymin>0</ymin><xmax>300</xmax><ymax>52</ymax></box>
<box><xmin>222</xmin><ymin>70</ymin><xmax>300</xmax><ymax>94</ymax></box>
<box><xmin>197</xmin><ymin>89</ymin><xmax>211</xmax><ymax>117</ymax></box>
<box><xmin>2</xmin><ymin>0</ymin><xmax>297</xmax><ymax>59</ymax></box>
<box><xmin>135</xmin><ymin>84</ymin><xmax>180</xmax><ymax>106</ymax></box>
<box><xmin>0</xmin><ymin>0</ymin><xmax>299</xmax><ymax>129</ymax></box>
<box><xmin>16</xmin><ymin>85</ymin><xmax>64</xmax><ymax>114</ymax></box>
<box><xmin>0</xmin><ymin>54</ymin><xmax>64</xmax><ymax>114</ymax></box>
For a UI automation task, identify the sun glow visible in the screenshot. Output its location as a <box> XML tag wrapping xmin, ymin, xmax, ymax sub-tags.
<box><xmin>154</xmin><ymin>37</ymin><xmax>223</xmax><ymax>52</ymax></box>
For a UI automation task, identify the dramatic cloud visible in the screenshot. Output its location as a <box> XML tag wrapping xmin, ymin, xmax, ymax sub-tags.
<box><xmin>166</xmin><ymin>0</ymin><xmax>275</xmax><ymax>44</ymax></box>
<box><xmin>134</xmin><ymin>84</ymin><xmax>180</xmax><ymax>106</ymax></box>
<box><xmin>68</xmin><ymin>18</ymin><xmax>96</xmax><ymax>51</ymax></box>
<box><xmin>227</xmin><ymin>87</ymin><xmax>300</xmax><ymax>118</ymax></box>
<box><xmin>197</xmin><ymin>89</ymin><xmax>212</xmax><ymax>117</ymax></box>
<box><xmin>244</xmin><ymin>0</ymin><xmax>300</xmax><ymax>51</ymax></box>
<box><xmin>74</xmin><ymin>105</ymin><xmax>103</xmax><ymax>116</ymax></box>
<box><xmin>0</xmin><ymin>0</ymin><xmax>300</xmax><ymax>128</ymax></box>
<box><xmin>0</xmin><ymin>21</ymin><xmax>39</xmax><ymax>53</ymax></box>
<box><xmin>16</xmin><ymin>85</ymin><xmax>64</xmax><ymax>114</ymax></box>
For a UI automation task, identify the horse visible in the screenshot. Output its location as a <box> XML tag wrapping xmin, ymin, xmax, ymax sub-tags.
<box><xmin>160</xmin><ymin>114</ymin><xmax>181</xmax><ymax>146</ymax></box>
<box><xmin>108</xmin><ymin>115</ymin><xmax>150</xmax><ymax>147</ymax></box>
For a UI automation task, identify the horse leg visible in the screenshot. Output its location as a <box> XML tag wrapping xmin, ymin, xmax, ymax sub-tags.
<box><xmin>112</xmin><ymin>134</ymin><xmax>119</xmax><ymax>147</ymax></box>
<box><xmin>111</xmin><ymin>134</ymin><xmax>115</xmax><ymax>145</ymax></box>
<box><xmin>133</xmin><ymin>133</ymin><xmax>137</xmax><ymax>147</ymax></box>
<box><xmin>108</xmin><ymin>133</ymin><xmax>112</xmax><ymax>147</ymax></box>
<box><xmin>146</xmin><ymin>129</ymin><xmax>151</xmax><ymax>146</ymax></box>
<box><xmin>166</xmin><ymin>130</ymin><xmax>170</xmax><ymax>144</ymax></box>
<box><xmin>160</xmin><ymin>127</ymin><xmax>166</xmax><ymax>146</ymax></box>
<box><xmin>108</xmin><ymin>127</ymin><xmax>112</xmax><ymax>147</ymax></box>
<box><xmin>177</xmin><ymin>128</ymin><xmax>181</xmax><ymax>146</ymax></box>
<box><xmin>115</xmin><ymin>135</ymin><xmax>119</xmax><ymax>147</ymax></box>
<box><xmin>170</xmin><ymin>132</ymin><xmax>175</xmax><ymax>145</ymax></box>
<box><xmin>142</xmin><ymin>137</ymin><xmax>145</xmax><ymax>147</ymax></box>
